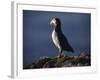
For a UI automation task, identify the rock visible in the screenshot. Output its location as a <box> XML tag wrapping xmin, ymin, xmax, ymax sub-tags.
<box><xmin>43</xmin><ymin>59</ymin><xmax>57</xmax><ymax>68</ymax></box>
<box><xmin>63</xmin><ymin>63</ymin><xmax>73</xmax><ymax>67</ymax></box>
<box><xmin>36</xmin><ymin>57</ymin><xmax>52</xmax><ymax>68</ymax></box>
<box><xmin>25</xmin><ymin>62</ymin><xmax>36</xmax><ymax>69</ymax></box>
<box><xmin>25</xmin><ymin>52</ymin><xmax>91</xmax><ymax>69</ymax></box>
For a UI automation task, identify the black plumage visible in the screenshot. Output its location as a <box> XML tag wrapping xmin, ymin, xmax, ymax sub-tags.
<box><xmin>50</xmin><ymin>18</ymin><xmax>74</xmax><ymax>57</ymax></box>
<box><xmin>56</xmin><ymin>30</ymin><xmax>74</xmax><ymax>52</ymax></box>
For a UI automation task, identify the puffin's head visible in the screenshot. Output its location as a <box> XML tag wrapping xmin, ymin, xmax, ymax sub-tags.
<box><xmin>50</xmin><ymin>18</ymin><xmax>61</xmax><ymax>28</ymax></box>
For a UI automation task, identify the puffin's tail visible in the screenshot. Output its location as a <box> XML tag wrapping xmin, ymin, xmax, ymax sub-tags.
<box><xmin>63</xmin><ymin>43</ymin><xmax>74</xmax><ymax>53</ymax></box>
<box><xmin>67</xmin><ymin>46</ymin><xmax>74</xmax><ymax>53</ymax></box>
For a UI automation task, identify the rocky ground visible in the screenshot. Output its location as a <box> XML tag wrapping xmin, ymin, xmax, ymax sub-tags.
<box><xmin>24</xmin><ymin>52</ymin><xmax>91</xmax><ymax>69</ymax></box>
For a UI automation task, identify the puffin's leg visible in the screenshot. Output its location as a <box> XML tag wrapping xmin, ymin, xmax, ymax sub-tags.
<box><xmin>59</xmin><ymin>49</ymin><xmax>64</xmax><ymax>58</ymax></box>
<box><xmin>61</xmin><ymin>51</ymin><xmax>64</xmax><ymax>57</ymax></box>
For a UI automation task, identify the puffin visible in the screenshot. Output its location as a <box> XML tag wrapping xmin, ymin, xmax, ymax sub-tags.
<box><xmin>50</xmin><ymin>18</ymin><xmax>74</xmax><ymax>58</ymax></box>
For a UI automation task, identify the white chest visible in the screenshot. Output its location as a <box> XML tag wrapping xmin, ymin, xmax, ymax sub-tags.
<box><xmin>52</xmin><ymin>30</ymin><xmax>61</xmax><ymax>49</ymax></box>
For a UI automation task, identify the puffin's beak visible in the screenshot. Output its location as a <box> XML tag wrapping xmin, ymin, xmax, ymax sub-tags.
<box><xmin>50</xmin><ymin>20</ymin><xmax>53</xmax><ymax>26</ymax></box>
<box><xmin>50</xmin><ymin>19</ymin><xmax>56</xmax><ymax>27</ymax></box>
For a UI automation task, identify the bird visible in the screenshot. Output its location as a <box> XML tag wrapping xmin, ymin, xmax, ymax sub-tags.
<box><xmin>50</xmin><ymin>18</ymin><xmax>74</xmax><ymax>58</ymax></box>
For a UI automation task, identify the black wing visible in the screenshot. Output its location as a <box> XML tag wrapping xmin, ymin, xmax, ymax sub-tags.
<box><xmin>57</xmin><ymin>32</ymin><xmax>74</xmax><ymax>52</ymax></box>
